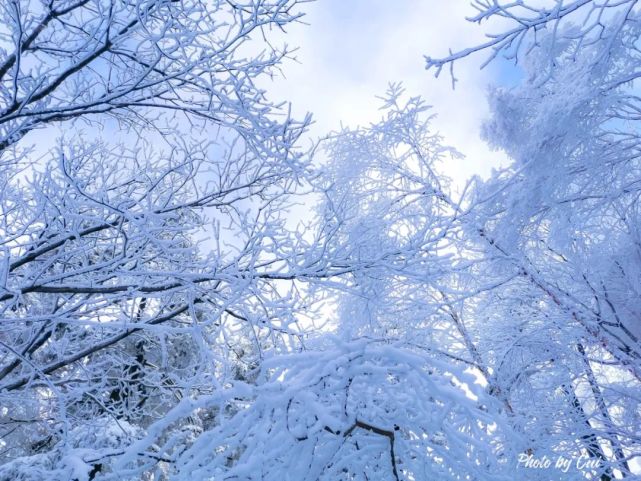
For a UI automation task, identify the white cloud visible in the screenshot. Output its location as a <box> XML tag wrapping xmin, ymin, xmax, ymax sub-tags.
<box><xmin>264</xmin><ymin>0</ymin><xmax>511</xmax><ymax>188</ymax></box>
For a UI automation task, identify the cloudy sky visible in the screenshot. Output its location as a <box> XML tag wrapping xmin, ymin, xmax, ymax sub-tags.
<box><xmin>265</xmin><ymin>0</ymin><xmax>513</xmax><ymax>187</ymax></box>
<box><xmin>31</xmin><ymin>2</ymin><xmax>512</xmax><ymax>191</ymax></box>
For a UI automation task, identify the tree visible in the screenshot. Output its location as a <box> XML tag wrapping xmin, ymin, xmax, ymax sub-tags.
<box><xmin>0</xmin><ymin>0</ymin><xmax>318</xmax><ymax>476</ymax></box>
<box><xmin>427</xmin><ymin>1</ymin><xmax>641</xmax><ymax>477</ymax></box>
<box><xmin>98</xmin><ymin>338</ymin><xmax>514</xmax><ymax>481</ymax></box>
<box><xmin>0</xmin><ymin>0</ymin><xmax>307</xmax><ymax>153</ymax></box>
<box><xmin>307</xmin><ymin>86</ymin><xmax>532</xmax><ymax>479</ymax></box>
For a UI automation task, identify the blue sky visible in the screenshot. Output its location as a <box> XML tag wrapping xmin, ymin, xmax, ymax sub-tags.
<box><xmin>265</xmin><ymin>0</ymin><xmax>514</xmax><ymax>186</ymax></box>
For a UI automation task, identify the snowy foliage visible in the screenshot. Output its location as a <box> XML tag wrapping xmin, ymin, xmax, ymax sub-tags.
<box><xmin>1</xmin><ymin>0</ymin><xmax>640</xmax><ymax>480</ymax></box>
<box><xmin>429</xmin><ymin>1</ymin><xmax>641</xmax><ymax>478</ymax></box>
<box><xmin>121</xmin><ymin>338</ymin><xmax>513</xmax><ymax>481</ymax></box>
